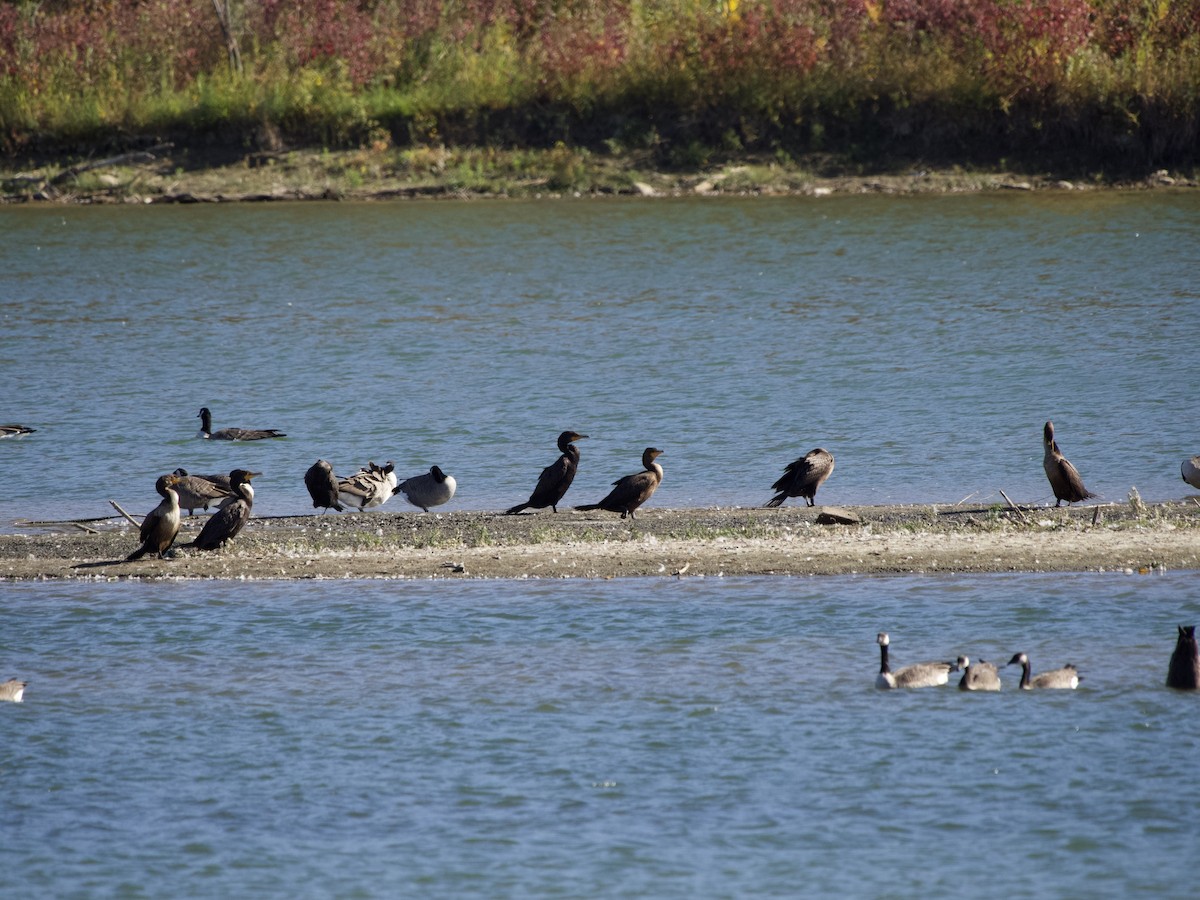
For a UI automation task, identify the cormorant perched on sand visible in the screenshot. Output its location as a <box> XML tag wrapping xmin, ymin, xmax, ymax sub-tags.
<box><xmin>0</xmin><ymin>679</ymin><xmax>28</xmax><ymax>702</ymax></box>
<box><xmin>305</xmin><ymin>459</ymin><xmax>344</xmax><ymax>512</ymax></box>
<box><xmin>171</xmin><ymin>468</ymin><xmax>233</xmax><ymax>516</ymax></box>
<box><xmin>1006</xmin><ymin>653</ymin><xmax>1080</xmax><ymax>690</ymax></box>
<box><xmin>1182</xmin><ymin>457</ymin><xmax>1200</xmax><ymax>491</ymax></box>
<box><xmin>0</xmin><ymin>424</ymin><xmax>36</xmax><ymax>438</ymax></box>
<box><xmin>576</xmin><ymin>447</ymin><xmax>664</xmax><ymax>520</ymax></box>
<box><xmin>196</xmin><ymin>407</ymin><xmax>286</xmax><ymax>441</ymax></box>
<box><xmin>765</xmin><ymin>448</ymin><xmax>835</xmax><ymax>508</ymax></box>
<box><xmin>126</xmin><ymin>473</ymin><xmax>183</xmax><ymax>561</ymax></box>
<box><xmin>1166</xmin><ymin>625</ymin><xmax>1199</xmax><ymax>690</ymax></box>
<box><xmin>338</xmin><ymin>461</ymin><xmax>397</xmax><ymax>510</ymax></box>
<box><xmin>187</xmin><ymin>469</ymin><xmax>259</xmax><ymax>550</ymax></box>
<box><xmin>394</xmin><ymin>465</ymin><xmax>457</xmax><ymax>512</ymax></box>
<box><xmin>1042</xmin><ymin>421</ymin><xmax>1095</xmax><ymax>507</ymax></box>
<box><xmin>506</xmin><ymin>431</ymin><xmax>588</xmax><ymax>514</ymax></box>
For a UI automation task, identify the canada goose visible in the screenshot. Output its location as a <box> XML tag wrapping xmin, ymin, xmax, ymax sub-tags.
<box><xmin>196</xmin><ymin>407</ymin><xmax>285</xmax><ymax>441</ymax></box>
<box><xmin>0</xmin><ymin>424</ymin><xmax>36</xmax><ymax>438</ymax></box>
<box><xmin>576</xmin><ymin>447</ymin><xmax>664</xmax><ymax>520</ymax></box>
<box><xmin>1</xmin><ymin>679</ymin><xmax>28</xmax><ymax>702</ymax></box>
<box><xmin>394</xmin><ymin>465</ymin><xmax>457</xmax><ymax>512</ymax></box>
<box><xmin>765</xmin><ymin>448</ymin><xmax>835</xmax><ymax>508</ymax></box>
<box><xmin>874</xmin><ymin>632</ymin><xmax>956</xmax><ymax>689</ymax></box>
<box><xmin>1166</xmin><ymin>625</ymin><xmax>1199</xmax><ymax>690</ymax></box>
<box><xmin>1042</xmin><ymin>421</ymin><xmax>1095</xmax><ymax>506</ymax></box>
<box><xmin>1182</xmin><ymin>457</ymin><xmax>1200</xmax><ymax>491</ymax></box>
<box><xmin>170</xmin><ymin>468</ymin><xmax>233</xmax><ymax>516</ymax></box>
<box><xmin>506</xmin><ymin>431</ymin><xmax>588</xmax><ymax>514</ymax></box>
<box><xmin>1007</xmin><ymin>652</ymin><xmax>1080</xmax><ymax>690</ymax></box>
<box><xmin>957</xmin><ymin>656</ymin><xmax>1002</xmax><ymax>691</ymax></box>
<box><xmin>126</xmin><ymin>473</ymin><xmax>183</xmax><ymax>561</ymax></box>
<box><xmin>338</xmin><ymin>461</ymin><xmax>397</xmax><ymax>510</ymax></box>
<box><xmin>304</xmin><ymin>459</ymin><xmax>344</xmax><ymax>512</ymax></box>
<box><xmin>186</xmin><ymin>469</ymin><xmax>259</xmax><ymax>550</ymax></box>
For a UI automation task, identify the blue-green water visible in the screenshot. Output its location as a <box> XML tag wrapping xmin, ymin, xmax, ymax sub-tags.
<box><xmin>3</xmin><ymin>574</ymin><xmax>1199</xmax><ymax>898</ymax></box>
<box><xmin>2</xmin><ymin>194</ymin><xmax>1199</xmax><ymax>897</ymax></box>
<box><xmin>1</xmin><ymin>194</ymin><xmax>1198</xmax><ymax>523</ymax></box>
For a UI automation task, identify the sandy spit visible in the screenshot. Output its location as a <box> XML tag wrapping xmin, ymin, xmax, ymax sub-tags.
<box><xmin>3</xmin><ymin>500</ymin><xmax>1198</xmax><ymax>582</ymax></box>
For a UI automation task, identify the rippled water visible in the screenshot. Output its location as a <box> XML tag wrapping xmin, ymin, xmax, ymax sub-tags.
<box><xmin>4</xmin><ymin>574</ymin><xmax>1199</xmax><ymax>897</ymax></box>
<box><xmin>1</xmin><ymin>194</ymin><xmax>1198</xmax><ymax>526</ymax></box>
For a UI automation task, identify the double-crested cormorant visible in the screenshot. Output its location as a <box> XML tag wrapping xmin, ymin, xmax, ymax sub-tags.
<box><xmin>957</xmin><ymin>656</ymin><xmax>1002</xmax><ymax>691</ymax></box>
<box><xmin>171</xmin><ymin>468</ymin><xmax>233</xmax><ymax>516</ymax></box>
<box><xmin>305</xmin><ymin>459</ymin><xmax>344</xmax><ymax>512</ymax></box>
<box><xmin>196</xmin><ymin>407</ymin><xmax>286</xmax><ymax>441</ymax></box>
<box><xmin>874</xmin><ymin>633</ymin><xmax>956</xmax><ymax>689</ymax></box>
<box><xmin>1166</xmin><ymin>625</ymin><xmax>1199</xmax><ymax>690</ymax></box>
<box><xmin>1</xmin><ymin>679</ymin><xmax>28</xmax><ymax>702</ymax></box>
<box><xmin>1042</xmin><ymin>421</ymin><xmax>1094</xmax><ymax>507</ymax></box>
<box><xmin>338</xmin><ymin>461</ymin><xmax>397</xmax><ymax>510</ymax></box>
<box><xmin>1182</xmin><ymin>457</ymin><xmax>1200</xmax><ymax>490</ymax></box>
<box><xmin>765</xmin><ymin>448</ymin><xmax>835</xmax><ymax>508</ymax></box>
<box><xmin>506</xmin><ymin>431</ymin><xmax>588</xmax><ymax>514</ymax></box>
<box><xmin>1007</xmin><ymin>653</ymin><xmax>1080</xmax><ymax>690</ymax></box>
<box><xmin>0</xmin><ymin>424</ymin><xmax>36</xmax><ymax>438</ymax></box>
<box><xmin>127</xmin><ymin>473</ymin><xmax>183</xmax><ymax>561</ymax></box>
<box><xmin>575</xmin><ymin>447</ymin><xmax>664</xmax><ymax>520</ymax></box>
<box><xmin>187</xmin><ymin>469</ymin><xmax>259</xmax><ymax>550</ymax></box>
<box><xmin>394</xmin><ymin>465</ymin><xmax>457</xmax><ymax>512</ymax></box>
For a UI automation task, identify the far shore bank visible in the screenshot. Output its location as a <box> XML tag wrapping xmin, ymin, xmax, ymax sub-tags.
<box><xmin>3</xmin><ymin>145</ymin><xmax>1196</xmax><ymax>206</ymax></box>
<box><xmin>4</xmin><ymin>499</ymin><xmax>1198</xmax><ymax>582</ymax></box>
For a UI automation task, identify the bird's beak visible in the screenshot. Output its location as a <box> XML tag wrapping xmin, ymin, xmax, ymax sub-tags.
<box><xmin>246</xmin><ymin>471</ymin><xmax>262</xmax><ymax>480</ymax></box>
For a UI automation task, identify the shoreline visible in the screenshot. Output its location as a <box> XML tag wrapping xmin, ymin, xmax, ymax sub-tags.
<box><xmin>4</xmin><ymin>500</ymin><xmax>1198</xmax><ymax>582</ymax></box>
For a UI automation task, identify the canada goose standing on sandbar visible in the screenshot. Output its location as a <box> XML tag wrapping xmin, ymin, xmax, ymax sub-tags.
<box><xmin>576</xmin><ymin>447</ymin><xmax>664</xmax><ymax>520</ymax></box>
<box><xmin>171</xmin><ymin>468</ymin><xmax>233</xmax><ymax>516</ymax></box>
<box><xmin>765</xmin><ymin>448</ymin><xmax>835</xmax><ymax>508</ymax></box>
<box><xmin>187</xmin><ymin>469</ymin><xmax>259</xmax><ymax>550</ymax></box>
<box><xmin>957</xmin><ymin>656</ymin><xmax>1002</xmax><ymax>691</ymax></box>
<box><xmin>1042</xmin><ymin>421</ymin><xmax>1094</xmax><ymax>507</ymax></box>
<box><xmin>1166</xmin><ymin>625</ymin><xmax>1200</xmax><ymax>690</ymax></box>
<box><xmin>1182</xmin><ymin>457</ymin><xmax>1200</xmax><ymax>491</ymax></box>
<box><xmin>874</xmin><ymin>632</ymin><xmax>956</xmax><ymax>689</ymax></box>
<box><xmin>126</xmin><ymin>473</ymin><xmax>183</xmax><ymax>561</ymax></box>
<box><xmin>305</xmin><ymin>459</ymin><xmax>344</xmax><ymax>512</ymax></box>
<box><xmin>394</xmin><ymin>465</ymin><xmax>457</xmax><ymax>512</ymax></box>
<box><xmin>0</xmin><ymin>424</ymin><xmax>36</xmax><ymax>438</ymax></box>
<box><xmin>1007</xmin><ymin>652</ymin><xmax>1080</xmax><ymax>690</ymax></box>
<box><xmin>338</xmin><ymin>461</ymin><xmax>397</xmax><ymax>510</ymax></box>
<box><xmin>1</xmin><ymin>679</ymin><xmax>28</xmax><ymax>702</ymax></box>
<box><xmin>196</xmin><ymin>407</ymin><xmax>286</xmax><ymax>441</ymax></box>
<box><xmin>506</xmin><ymin>431</ymin><xmax>588</xmax><ymax>514</ymax></box>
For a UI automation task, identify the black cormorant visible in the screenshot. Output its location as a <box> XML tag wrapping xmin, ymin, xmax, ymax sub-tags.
<box><xmin>1166</xmin><ymin>625</ymin><xmax>1199</xmax><ymax>690</ymax></box>
<box><xmin>575</xmin><ymin>447</ymin><xmax>664</xmax><ymax>520</ymax></box>
<box><xmin>1042</xmin><ymin>421</ymin><xmax>1094</xmax><ymax>506</ymax></box>
<box><xmin>765</xmin><ymin>448</ymin><xmax>835</xmax><ymax>508</ymax></box>
<box><xmin>305</xmin><ymin>459</ymin><xmax>344</xmax><ymax>512</ymax></box>
<box><xmin>187</xmin><ymin>469</ymin><xmax>259</xmax><ymax>550</ymax></box>
<box><xmin>127</xmin><ymin>473</ymin><xmax>183</xmax><ymax>561</ymax></box>
<box><xmin>506</xmin><ymin>430</ymin><xmax>588</xmax><ymax>514</ymax></box>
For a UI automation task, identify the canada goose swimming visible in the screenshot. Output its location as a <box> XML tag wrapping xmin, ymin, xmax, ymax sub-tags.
<box><xmin>1</xmin><ymin>679</ymin><xmax>28</xmax><ymax>702</ymax></box>
<box><xmin>506</xmin><ymin>431</ymin><xmax>588</xmax><ymax>514</ymax></box>
<box><xmin>126</xmin><ymin>473</ymin><xmax>183</xmax><ymax>561</ymax></box>
<box><xmin>765</xmin><ymin>448</ymin><xmax>835</xmax><ymax>508</ymax></box>
<box><xmin>304</xmin><ymin>459</ymin><xmax>344</xmax><ymax>512</ymax></box>
<box><xmin>1042</xmin><ymin>421</ymin><xmax>1095</xmax><ymax>507</ymax></box>
<box><xmin>576</xmin><ymin>447</ymin><xmax>664</xmax><ymax>520</ymax></box>
<box><xmin>187</xmin><ymin>469</ymin><xmax>259</xmax><ymax>550</ymax></box>
<box><xmin>196</xmin><ymin>407</ymin><xmax>286</xmax><ymax>441</ymax></box>
<box><xmin>957</xmin><ymin>656</ymin><xmax>1002</xmax><ymax>691</ymax></box>
<box><xmin>874</xmin><ymin>632</ymin><xmax>957</xmax><ymax>689</ymax></box>
<box><xmin>1166</xmin><ymin>624</ymin><xmax>1200</xmax><ymax>690</ymax></box>
<box><xmin>394</xmin><ymin>465</ymin><xmax>457</xmax><ymax>512</ymax></box>
<box><xmin>170</xmin><ymin>468</ymin><xmax>233</xmax><ymax>516</ymax></box>
<box><xmin>1182</xmin><ymin>457</ymin><xmax>1200</xmax><ymax>491</ymax></box>
<box><xmin>1007</xmin><ymin>652</ymin><xmax>1080</xmax><ymax>690</ymax></box>
<box><xmin>338</xmin><ymin>461</ymin><xmax>397</xmax><ymax>510</ymax></box>
<box><xmin>0</xmin><ymin>424</ymin><xmax>36</xmax><ymax>438</ymax></box>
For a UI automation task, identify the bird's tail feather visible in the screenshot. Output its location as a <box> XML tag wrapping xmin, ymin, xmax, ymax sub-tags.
<box><xmin>764</xmin><ymin>494</ymin><xmax>786</xmax><ymax>508</ymax></box>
